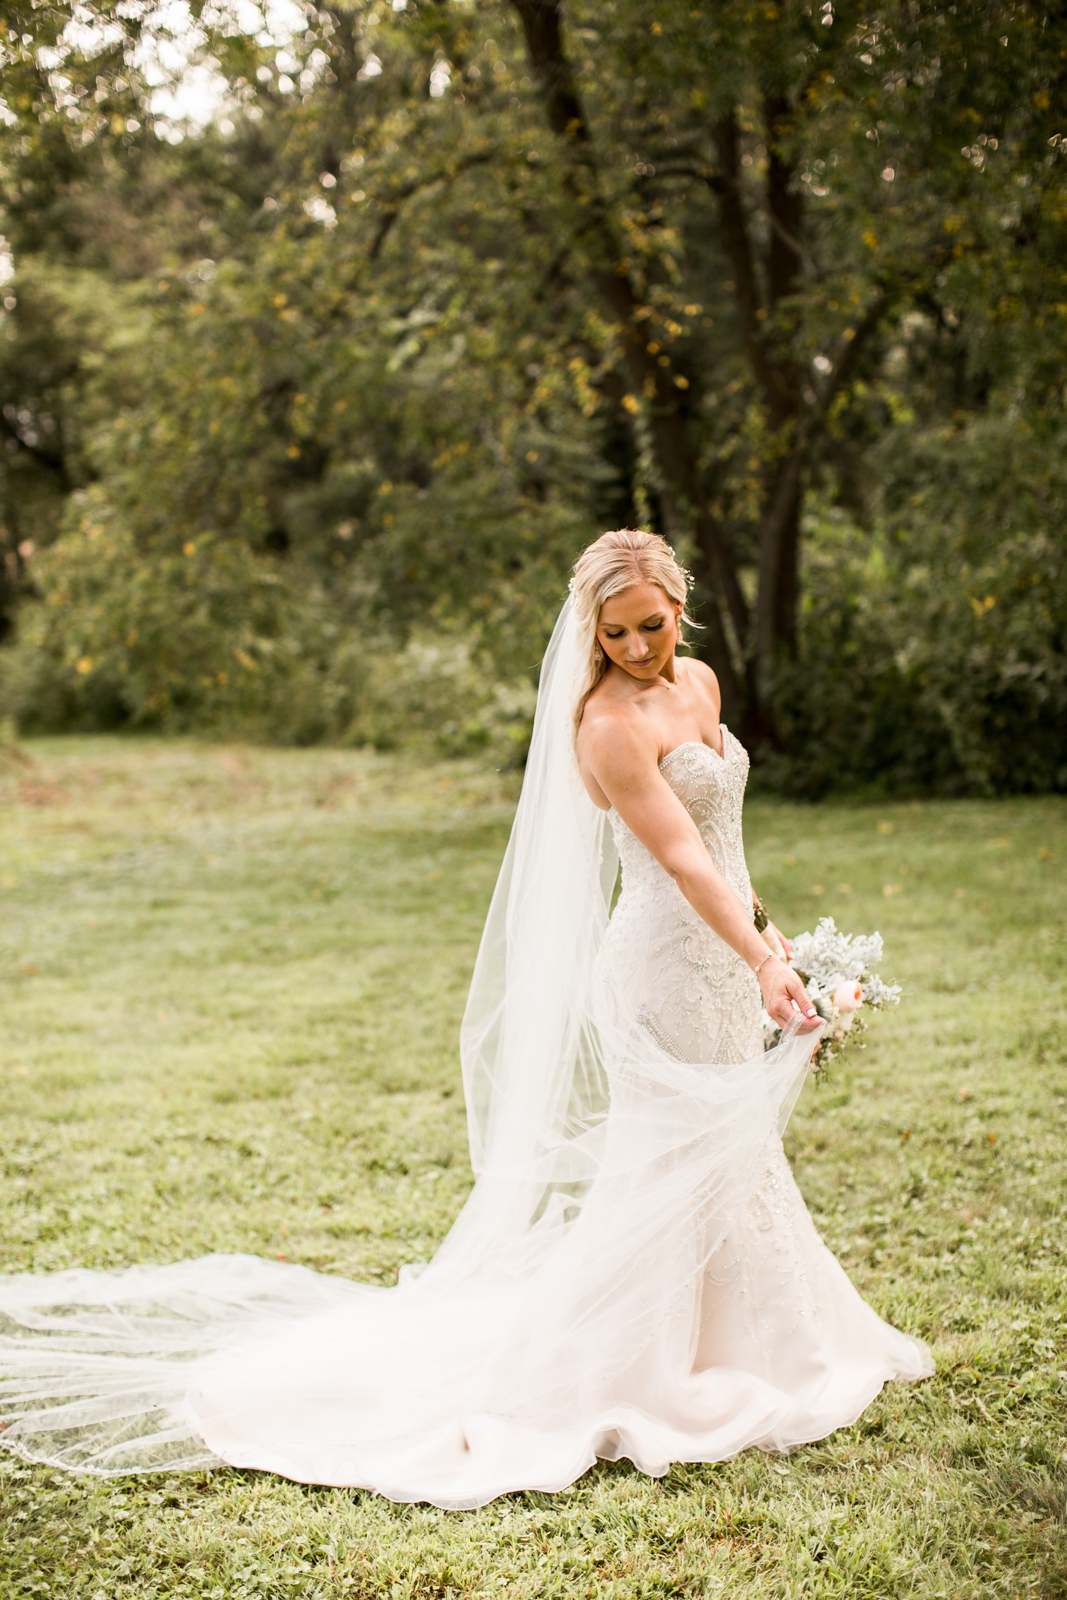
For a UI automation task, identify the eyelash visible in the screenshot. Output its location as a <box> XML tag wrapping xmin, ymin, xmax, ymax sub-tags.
<box><xmin>603</xmin><ymin>622</ymin><xmax>664</xmax><ymax>640</ymax></box>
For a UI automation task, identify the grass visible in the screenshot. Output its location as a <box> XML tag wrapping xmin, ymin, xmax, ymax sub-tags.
<box><xmin>0</xmin><ymin>734</ymin><xmax>1065</xmax><ymax>1599</ymax></box>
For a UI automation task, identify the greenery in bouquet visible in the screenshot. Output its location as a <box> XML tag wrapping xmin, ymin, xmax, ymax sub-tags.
<box><xmin>762</xmin><ymin>917</ymin><xmax>902</xmax><ymax>1073</ymax></box>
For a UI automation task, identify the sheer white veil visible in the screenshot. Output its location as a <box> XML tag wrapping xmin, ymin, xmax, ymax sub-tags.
<box><xmin>460</xmin><ymin>597</ymin><xmax>616</xmax><ymax>1182</ymax></box>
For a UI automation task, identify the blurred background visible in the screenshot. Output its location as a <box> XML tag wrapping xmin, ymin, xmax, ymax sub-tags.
<box><xmin>0</xmin><ymin>0</ymin><xmax>1064</xmax><ymax>796</ymax></box>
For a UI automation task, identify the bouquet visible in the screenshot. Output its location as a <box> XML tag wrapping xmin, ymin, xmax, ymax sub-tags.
<box><xmin>762</xmin><ymin>916</ymin><xmax>902</xmax><ymax>1072</ymax></box>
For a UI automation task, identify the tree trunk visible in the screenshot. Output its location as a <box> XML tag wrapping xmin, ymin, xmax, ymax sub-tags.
<box><xmin>510</xmin><ymin>0</ymin><xmax>748</xmax><ymax>722</ymax></box>
<box><xmin>749</xmin><ymin>452</ymin><xmax>799</xmax><ymax>735</ymax></box>
<box><xmin>0</xmin><ymin>546</ymin><xmax>20</xmax><ymax>645</ymax></box>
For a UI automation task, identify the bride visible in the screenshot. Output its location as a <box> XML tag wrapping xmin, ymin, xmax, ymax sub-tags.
<box><xmin>0</xmin><ymin>530</ymin><xmax>931</xmax><ymax>1509</ymax></box>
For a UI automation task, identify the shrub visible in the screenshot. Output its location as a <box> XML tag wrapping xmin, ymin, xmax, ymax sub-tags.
<box><xmin>763</xmin><ymin>416</ymin><xmax>1067</xmax><ymax>797</ymax></box>
<box><xmin>0</xmin><ymin>490</ymin><xmax>345</xmax><ymax>740</ymax></box>
<box><xmin>0</xmin><ymin>489</ymin><xmax>537</xmax><ymax>758</ymax></box>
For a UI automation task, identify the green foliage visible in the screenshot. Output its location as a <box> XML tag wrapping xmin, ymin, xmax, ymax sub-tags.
<box><xmin>0</xmin><ymin>258</ymin><xmax>140</xmax><ymax>569</ymax></box>
<box><xmin>0</xmin><ymin>489</ymin><xmax>327</xmax><ymax>735</ymax></box>
<box><xmin>357</xmin><ymin>631</ymin><xmax>536</xmax><ymax>760</ymax></box>
<box><xmin>0</xmin><ymin>0</ymin><xmax>1065</xmax><ymax>785</ymax></box>
<box><xmin>763</xmin><ymin>412</ymin><xmax>1067</xmax><ymax>798</ymax></box>
<box><xmin>0</xmin><ymin>489</ymin><xmax>540</xmax><ymax>756</ymax></box>
<box><xmin>878</xmin><ymin>414</ymin><xmax>1067</xmax><ymax>795</ymax></box>
<box><xmin>1</xmin><ymin>740</ymin><xmax>1065</xmax><ymax>1594</ymax></box>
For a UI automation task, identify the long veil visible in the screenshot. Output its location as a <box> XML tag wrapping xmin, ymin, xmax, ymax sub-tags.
<box><xmin>0</xmin><ymin>598</ymin><xmax>822</xmax><ymax>1506</ymax></box>
<box><xmin>453</xmin><ymin>598</ymin><xmax>618</xmax><ymax>1247</ymax></box>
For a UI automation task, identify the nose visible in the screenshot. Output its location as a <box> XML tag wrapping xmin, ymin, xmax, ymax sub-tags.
<box><xmin>628</xmin><ymin>635</ymin><xmax>652</xmax><ymax>660</ymax></box>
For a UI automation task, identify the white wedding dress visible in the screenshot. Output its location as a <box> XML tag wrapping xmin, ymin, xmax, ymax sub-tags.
<box><xmin>0</xmin><ymin>606</ymin><xmax>931</xmax><ymax>1508</ymax></box>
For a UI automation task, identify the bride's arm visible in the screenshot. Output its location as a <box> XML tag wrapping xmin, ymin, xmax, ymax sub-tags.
<box><xmin>581</xmin><ymin>718</ymin><xmax>819</xmax><ymax>1033</ymax></box>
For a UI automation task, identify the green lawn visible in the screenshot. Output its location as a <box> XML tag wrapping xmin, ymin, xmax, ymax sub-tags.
<box><xmin>1</xmin><ymin>737</ymin><xmax>1065</xmax><ymax>1599</ymax></box>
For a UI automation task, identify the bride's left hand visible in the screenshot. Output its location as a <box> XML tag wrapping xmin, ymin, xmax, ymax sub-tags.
<box><xmin>768</xmin><ymin>922</ymin><xmax>793</xmax><ymax>960</ymax></box>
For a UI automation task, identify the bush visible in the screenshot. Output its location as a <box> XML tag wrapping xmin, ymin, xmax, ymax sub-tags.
<box><xmin>0</xmin><ymin>489</ymin><xmax>537</xmax><ymax>758</ymax></box>
<box><xmin>763</xmin><ymin>415</ymin><xmax>1067</xmax><ymax>798</ymax></box>
<box><xmin>0</xmin><ymin>489</ymin><xmax>356</xmax><ymax>741</ymax></box>
<box><xmin>354</xmin><ymin>632</ymin><xmax>535</xmax><ymax>764</ymax></box>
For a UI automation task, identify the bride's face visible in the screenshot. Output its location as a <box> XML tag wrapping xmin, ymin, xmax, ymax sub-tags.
<box><xmin>597</xmin><ymin>583</ymin><xmax>683</xmax><ymax>682</ymax></box>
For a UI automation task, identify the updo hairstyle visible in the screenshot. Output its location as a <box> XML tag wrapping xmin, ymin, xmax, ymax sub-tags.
<box><xmin>569</xmin><ymin>529</ymin><xmax>693</xmax><ymax>736</ymax></box>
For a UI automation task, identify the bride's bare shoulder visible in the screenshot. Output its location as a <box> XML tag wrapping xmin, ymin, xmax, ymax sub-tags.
<box><xmin>679</xmin><ymin>657</ymin><xmax>721</xmax><ymax>714</ymax></box>
<box><xmin>577</xmin><ymin>689</ymin><xmax>658</xmax><ymax>776</ymax></box>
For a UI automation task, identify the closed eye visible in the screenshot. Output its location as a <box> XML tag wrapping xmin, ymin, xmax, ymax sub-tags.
<box><xmin>602</xmin><ymin>620</ymin><xmax>666</xmax><ymax>640</ymax></box>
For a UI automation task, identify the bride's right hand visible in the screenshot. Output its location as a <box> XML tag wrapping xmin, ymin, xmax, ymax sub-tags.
<box><xmin>759</xmin><ymin>958</ymin><xmax>822</xmax><ymax>1033</ymax></box>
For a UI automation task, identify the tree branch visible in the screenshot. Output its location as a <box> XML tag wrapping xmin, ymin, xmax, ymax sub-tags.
<box><xmin>817</xmin><ymin>292</ymin><xmax>889</xmax><ymax>414</ymax></box>
<box><xmin>509</xmin><ymin>0</ymin><xmax>592</xmax><ymax>147</ymax></box>
<box><xmin>710</xmin><ymin>113</ymin><xmax>777</xmax><ymax>404</ymax></box>
<box><xmin>763</xmin><ymin>93</ymin><xmax>804</xmax><ymax>310</ymax></box>
<box><xmin>752</xmin><ymin>290</ymin><xmax>891</xmax><ymax>693</ymax></box>
<box><xmin>367</xmin><ymin>150</ymin><xmax>497</xmax><ymax>260</ymax></box>
<box><xmin>0</xmin><ymin>410</ymin><xmax>69</xmax><ymax>486</ymax></box>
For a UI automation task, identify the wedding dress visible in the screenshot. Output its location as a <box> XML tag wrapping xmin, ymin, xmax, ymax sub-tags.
<box><xmin>0</xmin><ymin>601</ymin><xmax>931</xmax><ymax>1508</ymax></box>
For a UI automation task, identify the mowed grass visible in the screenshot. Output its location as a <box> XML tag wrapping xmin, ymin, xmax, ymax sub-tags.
<box><xmin>0</xmin><ymin>736</ymin><xmax>1065</xmax><ymax>1600</ymax></box>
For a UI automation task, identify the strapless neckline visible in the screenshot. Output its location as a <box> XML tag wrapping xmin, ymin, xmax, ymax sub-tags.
<box><xmin>658</xmin><ymin>727</ymin><xmax>731</xmax><ymax>768</ymax></box>
<box><xmin>599</xmin><ymin>730</ymin><xmax>734</xmax><ymax>818</ymax></box>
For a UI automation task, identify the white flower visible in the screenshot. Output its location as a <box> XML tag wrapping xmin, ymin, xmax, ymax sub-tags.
<box><xmin>790</xmin><ymin>917</ymin><xmax>900</xmax><ymax>1010</ymax></box>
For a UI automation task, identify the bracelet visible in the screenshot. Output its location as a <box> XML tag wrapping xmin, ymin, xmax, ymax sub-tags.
<box><xmin>753</xmin><ymin>950</ymin><xmax>776</xmax><ymax>977</ymax></box>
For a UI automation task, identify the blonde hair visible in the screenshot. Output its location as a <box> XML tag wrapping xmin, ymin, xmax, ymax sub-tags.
<box><xmin>569</xmin><ymin>529</ymin><xmax>693</xmax><ymax>736</ymax></box>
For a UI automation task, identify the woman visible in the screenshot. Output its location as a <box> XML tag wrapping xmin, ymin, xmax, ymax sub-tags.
<box><xmin>575</xmin><ymin>532</ymin><xmax>815</xmax><ymax>1051</ymax></box>
<box><xmin>0</xmin><ymin>531</ymin><xmax>931</xmax><ymax>1508</ymax></box>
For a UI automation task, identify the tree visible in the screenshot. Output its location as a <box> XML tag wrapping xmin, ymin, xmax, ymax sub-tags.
<box><xmin>501</xmin><ymin>0</ymin><xmax>1067</xmax><ymax>740</ymax></box>
<box><xmin>1</xmin><ymin>0</ymin><xmax>1064</xmax><ymax>783</ymax></box>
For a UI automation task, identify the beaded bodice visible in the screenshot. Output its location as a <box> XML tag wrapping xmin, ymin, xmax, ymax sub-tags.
<box><xmin>594</xmin><ymin>727</ymin><xmax>763</xmax><ymax>1066</ymax></box>
<box><xmin>607</xmin><ymin>730</ymin><xmax>752</xmax><ymax>911</ymax></box>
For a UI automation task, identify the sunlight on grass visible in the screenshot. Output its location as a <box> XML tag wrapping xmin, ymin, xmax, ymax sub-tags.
<box><xmin>1</xmin><ymin>738</ymin><xmax>1065</xmax><ymax>1597</ymax></box>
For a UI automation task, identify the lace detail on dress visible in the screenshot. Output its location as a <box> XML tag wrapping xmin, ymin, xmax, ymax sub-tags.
<box><xmin>594</xmin><ymin>728</ymin><xmax>763</xmax><ymax>1067</ymax></box>
<box><xmin>636</xmin><ymin>1004</ymin><xmax>693</xmax><ymax>1063</ymax></box>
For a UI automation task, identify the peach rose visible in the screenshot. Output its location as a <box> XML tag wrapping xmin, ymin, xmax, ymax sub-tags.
<box><xmin>832</xmin><ymin>981</ymin><xmax>863</xmax><ymax>1012</ymax></box>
